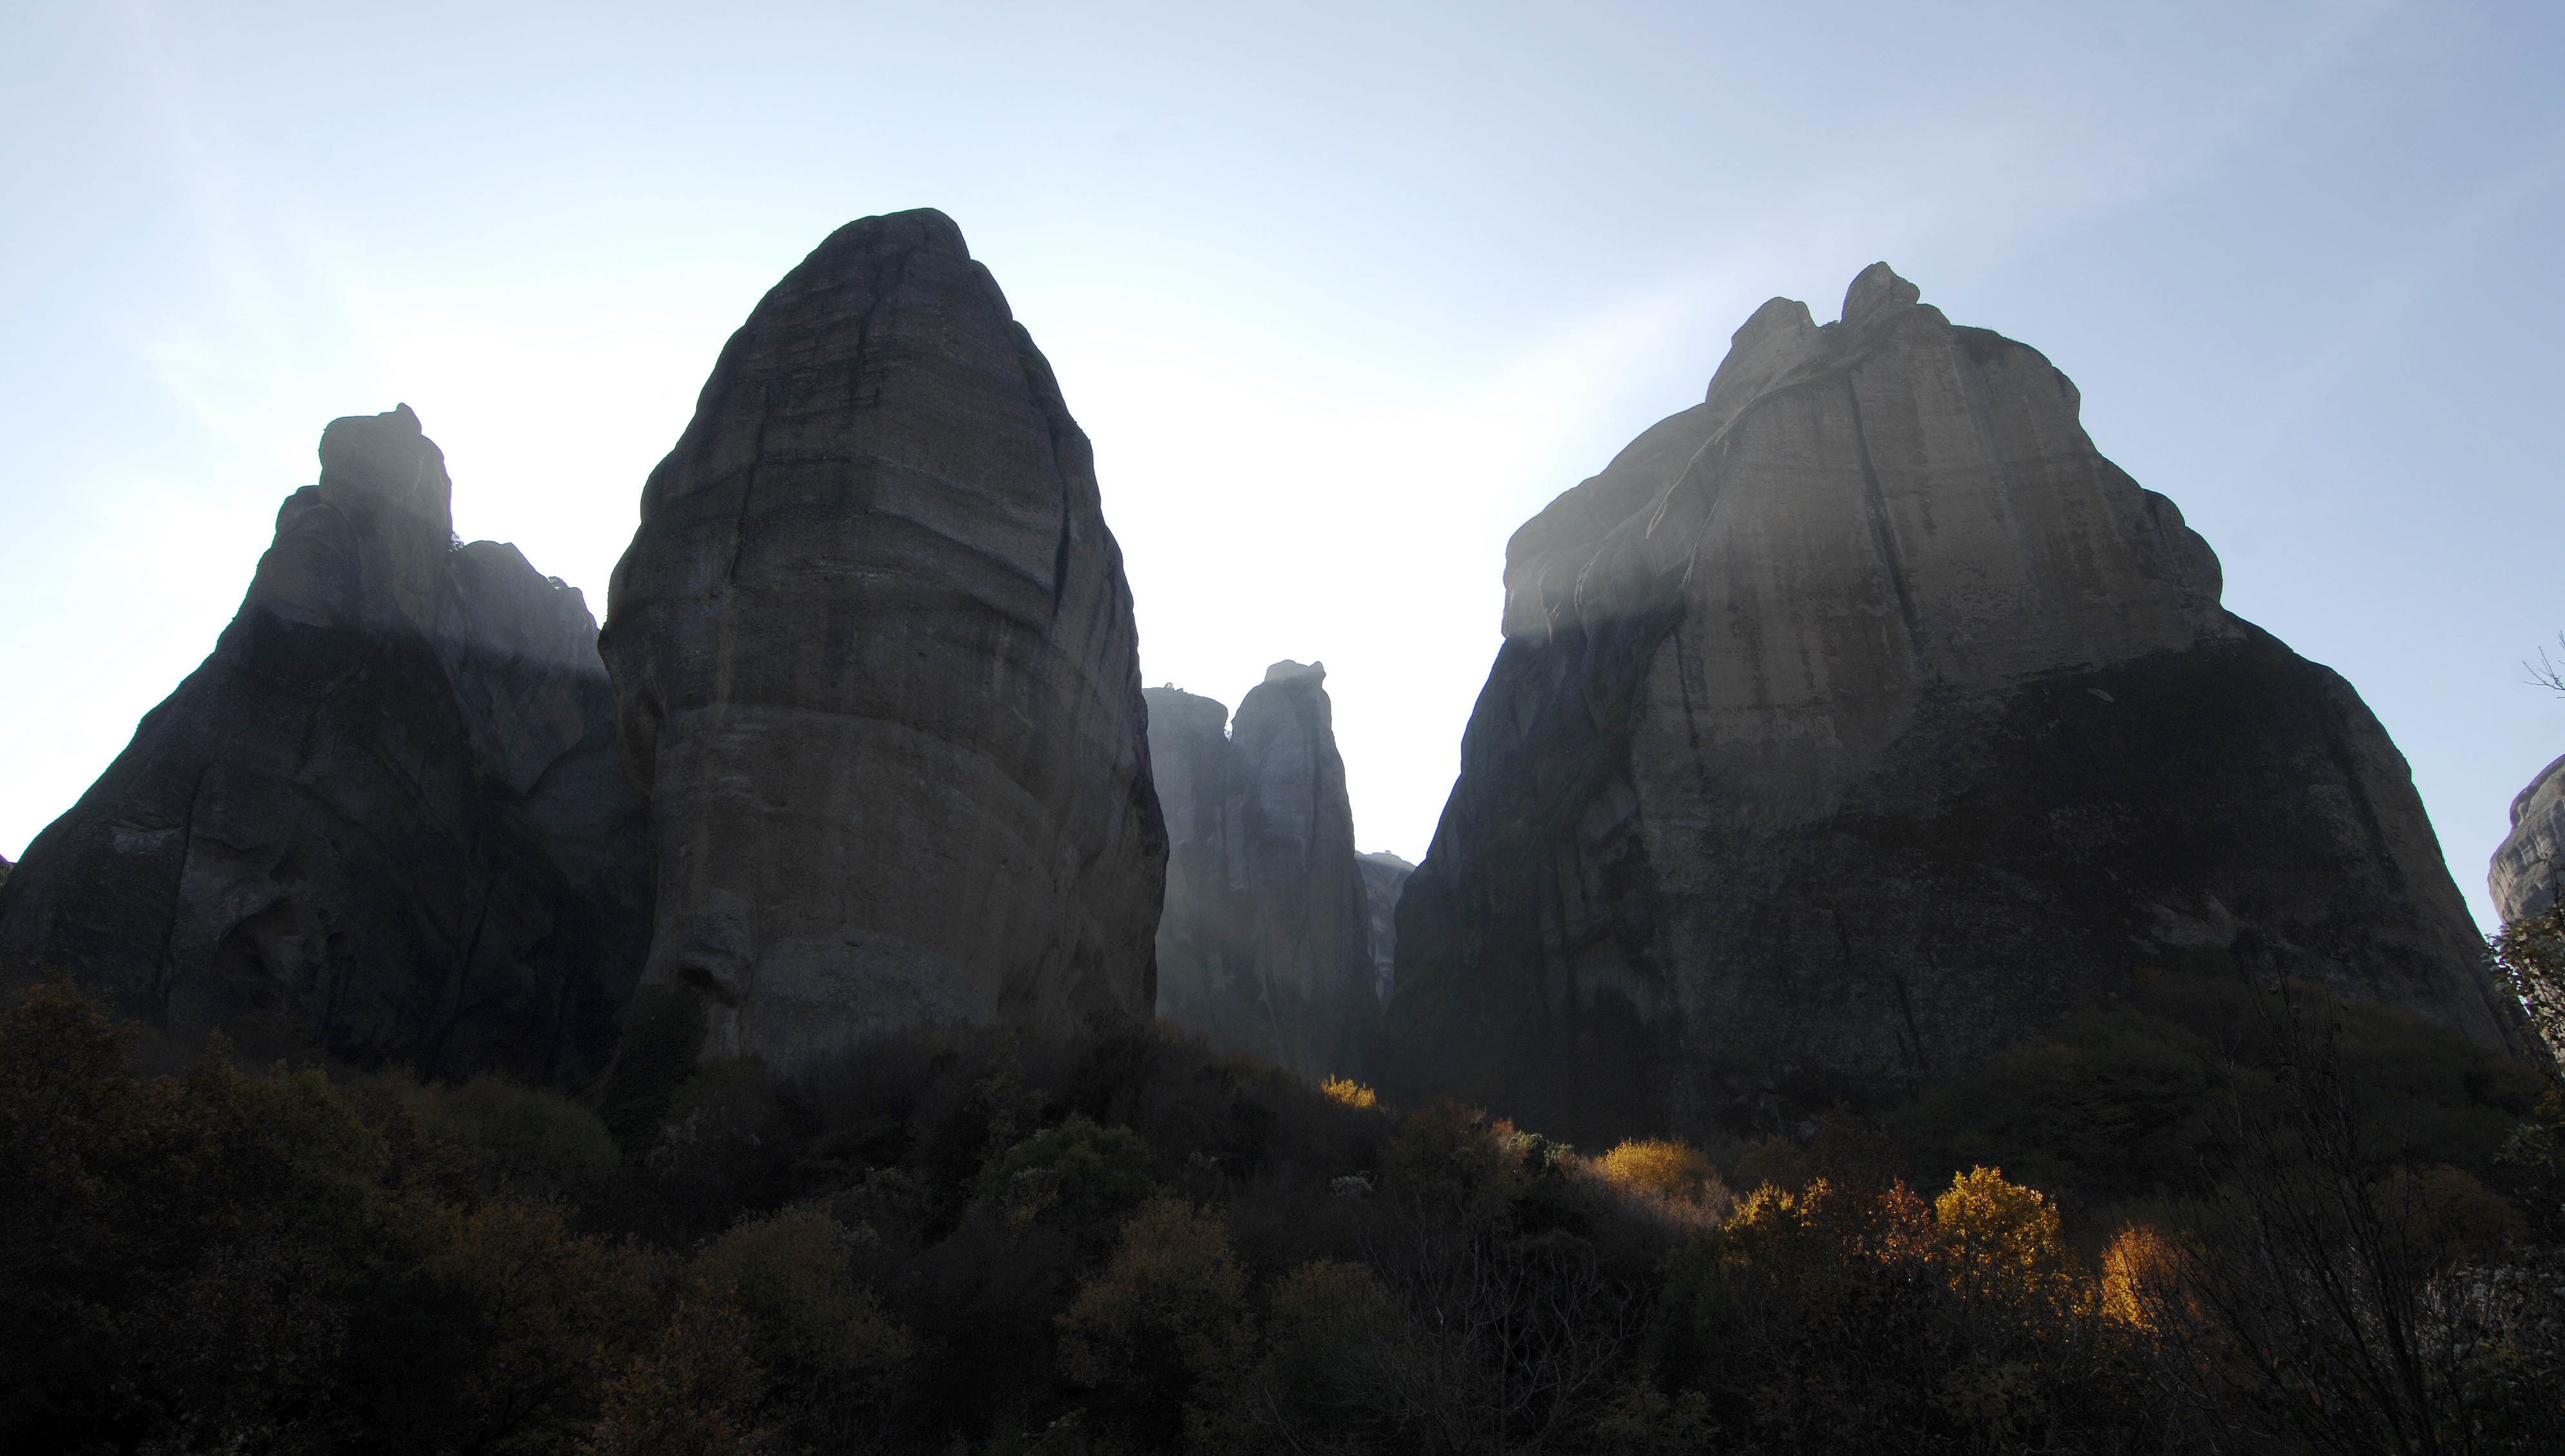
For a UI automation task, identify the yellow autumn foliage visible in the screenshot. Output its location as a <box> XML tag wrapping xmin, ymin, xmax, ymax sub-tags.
<box><xmin>1320</xmin><ymin>1077</ymin><xmax>1378</xmax><ymax>1109</ymax></box>
<box><xmin>1930</xmin><ymin>1166</ymin><xmax>2084</xmax><ymax>1312</ymax></box>
<box><xmin>1596</xmin><ymin>1137</ymin><xmax>1717</xmax><ymax>1201</ymax></box>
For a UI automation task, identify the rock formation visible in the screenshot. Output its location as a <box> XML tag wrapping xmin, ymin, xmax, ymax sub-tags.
<box><xmin>1384</xmin><ymin>265</ymin><xmax>2521</xmax><ymax>1143</ymax></box>
<box><xmin>1145</xmin><ymin>662</ymin><xmax>1378</xmax><ymax>1081</ymax></box>
<box><xmin>2492</xmin><ymin>754</ymin><xmax>2565</xmax><ymax>926</ymax></box>
<box><xmin>1358</xmin><ymin>852</ymin><xmax>1414</xmax><ymax>1005</ymax></box>
<box><xmin>0</xmin><ymin>406</ymin><xmax>652</xmax><ymax>1079</ymax></box>
<box><xmin>602</xmin><ymin>209</ymin><xmax>1163</xmax><ymax>1073</ymax></box>
<box><xmin>1147</xmin><ymin>686</ymin><xmax>1255</xmax><ymax>1050</ymax></box>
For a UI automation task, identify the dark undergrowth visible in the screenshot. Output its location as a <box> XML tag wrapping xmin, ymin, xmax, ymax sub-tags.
<box><xmin>8</xmin><ymin>935</ymin><xmax>2565</xmax><ymax>1454</ymax></box>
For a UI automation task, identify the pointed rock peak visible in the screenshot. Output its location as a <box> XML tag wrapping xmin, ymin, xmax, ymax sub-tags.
<box><xmin>318</xmin><ymin>404</ymin><xmax>451</xmax><ymax>525</ymax></box>
<box><xmin>1840</xmin><ymin>262</ymin><xmax>1921</xmax><ymax>330</ymax></box>
<box><xmin>1264</xmin><ymin>659</ymin><xmax>1326</xmax><ymax>686</ymax></box>
<box><xmin>1705</xmin><ymin>295</ymin><xmax>1823</xmax><ymax>410</ymax></box>
<box><xmin>1734</xmin><ymin>295</ymin><xmax>1818</xmax><ymax>349</ymax></box>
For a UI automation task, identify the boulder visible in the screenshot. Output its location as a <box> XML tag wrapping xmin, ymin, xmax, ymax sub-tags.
<box><xmin>601</xmin><ymin>209</ymin><xmax>1164</xmax><ymax>1073</ymax></box>
<box><xmin>0</xmin><ymin>407</ymin><xmax>651</xmax><ymax>1079</ymax></box>
<box><xmin>1384</xmin><ymin>266</ymin><xmax>2522</xmax><ymax>1143</ymax></box>
<box><xmin>2492</xmin><ymin>753</ymin><xmax>2565</xmax><ymax>926</ymax></box>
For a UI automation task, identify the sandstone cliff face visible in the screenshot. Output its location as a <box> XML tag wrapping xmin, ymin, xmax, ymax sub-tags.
<box><xmin>1385</xmin><ymin>266</ymin><xmax>2519</xmax><ymax>1143</ymax></box>
<box><xmin>602</xmin><ymin>209</ymin><xmax>1164</xmax><ymax>1073</ymax></box>
<box><xmin>1146</xmin><ymin>663</ymin><xmax>1379</xmax><ymax>1081</ymax></box>
<box><xmin>2492</xmin><ymin>754</ymin><xmax>2565</xmax><ymax>926</ymax></box>
<box><xmin>0</xmin><ymin>407</ymin><xmax>651</xmax><ymax>1079</ymax></box>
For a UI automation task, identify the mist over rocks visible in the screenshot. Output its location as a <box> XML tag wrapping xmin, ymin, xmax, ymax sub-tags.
<box><xmin>601</xmin><ymin>208</ymin><xmax>1164</xmax><ymax>1073</ymax></box>
<box><xmin>2492</xmin><ymin>753</ymin><xmax>2565</xmax><ymax>926</ymax></box>
<box><xmin>1146</xmin><ymin>662</ymin><xmax>1380</xmax><ymax>1083</ymax></box>
<box><xmin>0</xmin><ymin>406</ymin><xmax>651</xmax><ymax>1079</ymax></box>
<box><xmin>1383</xmin><ymin>264</ymin><xmax>2521</xmax><ymax>1144</ymax></box>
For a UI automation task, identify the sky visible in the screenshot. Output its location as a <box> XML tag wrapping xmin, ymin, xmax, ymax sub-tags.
<box><xmin>3</xmin><ymin>0</ymin><xmax>2561</xmax><ymax>931</ymax></box>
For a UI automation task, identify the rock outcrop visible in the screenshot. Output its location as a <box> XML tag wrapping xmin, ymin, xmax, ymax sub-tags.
<box><xmin>0</xmin><ymin>406</ymin><xmax>652</xmax><ymax>1079</ymax></box>
<box><xmin>1146</xmin><ymin>663</ymin><xmax>1380</xmax><ymax>1081</ymax></box>
<box><xmin>602</xmin><ymin>209</ymin><xmax>1163</xmax><ymax>1073</ymax></box>
<box><xmin>2492</xmin><ymin>754</ymin><xmax>2565</xmax><ymax>926</ymax></box>
<box><xmin>1358</xmin><ymin>852</ymin><xmax>1414</xmax><ymax>1005</ymax></box>
<box><xmin>1384</xmin><ymin>265</ymin><xmax>2521</xmax><ymax>1143</ymax></box>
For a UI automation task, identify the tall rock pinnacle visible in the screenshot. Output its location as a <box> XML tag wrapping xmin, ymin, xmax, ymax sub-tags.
<box><xmin>1384</xmin><ymin>265</ymin><xmax>2521</xmax><ymax>1143</ymax></box>
<box><xmin>1147</xmin><ymin>662</ymin><xmax>1378</xmax><ymax>1081</ymax></box>
<box><xmin>0</xmin><ymin>407</ymin><xmax>652</xmax><ymax>1078</ymax></box>
<box><xmin>602</xmin><ymin>209</ymin><xmax>1165</xmax><ymax>1071</ymax></box>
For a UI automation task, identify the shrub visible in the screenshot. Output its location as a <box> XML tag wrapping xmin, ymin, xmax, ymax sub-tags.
<box><xmin>1595</xmin><ymin>1137</ymin><xmax>1716</xmax><ymax>1200</ymax></box>
<box><xmin>1250</xmin><ymin>1256</ymin><xmax>1398</xmax><ymax>1429</ymax></box>
<box><xmin>433</xmin><ymin>1072</ymin><xmax>619</xmax><ymax>1203</ymax></box>
<box><xmin>692</xmin><ymin>1203</ymin><xmax>910</xmax><ymax>1414</ymax></box>
<box><xmin>1380</xmin><ymin>1100</ymin><xmax>1525</xmax><ymax>1222</ymax></box>
<box><xmin>598</xmin><ymin>984</ymin><xmax>708</xmax><ymax>1160</ymax></box>
<box><xmin>1321</xmin><ymin>1077</ymin><xmax>1378</xmax><ymax>1109</ymax></box>
<box><xmin>2097</xmin><ymin>1224</ymin><xmax>2190</xmax><ymax>1332</ymax></box>
<box><xmin>1057</xmin><ymin>1196</ymin><xmax>1251</xmax><ymax>1446</ymax></box>
<box><xmin>1930</xmin><ymin>1165</ymin><xmax>2083</xmax><ymax>1314</ymax></box>
<box><xmin>977</xmin><ymin>1113</ymin><xmax>1155</xmax><ymax>1249</ymax></box>
<box><xmin>588</xmin><ymin>1294</ymin><xmax>768</xmax><ymax>1456</ymax></box>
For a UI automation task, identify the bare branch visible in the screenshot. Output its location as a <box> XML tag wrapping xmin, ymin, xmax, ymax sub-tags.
<box><xmin>2528</xmin><ymin>631</ymin><xmax>2565</xmax><ymax>695</ymax></box>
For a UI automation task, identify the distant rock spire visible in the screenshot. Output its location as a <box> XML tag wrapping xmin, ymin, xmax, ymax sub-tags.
<box><xmin>1148</xmin><ymin>662</ymin><xmax>1379</xmax><ymax>1082</ymax></box>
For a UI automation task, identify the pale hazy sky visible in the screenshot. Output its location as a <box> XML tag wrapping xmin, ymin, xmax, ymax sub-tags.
<box><xmin>5</xmin><ymin>1</ymin><xmax>2561</xmax><ymax>931</ymax></box>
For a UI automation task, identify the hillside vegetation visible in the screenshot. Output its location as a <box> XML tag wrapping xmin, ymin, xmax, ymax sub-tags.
<box><xmin>8</xmin><ymin>940</ymin><xmax>2565</xmax><ymax>1454</ymax></box>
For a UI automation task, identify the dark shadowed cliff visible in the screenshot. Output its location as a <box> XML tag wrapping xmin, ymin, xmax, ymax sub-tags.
<box><xmin>1383</xmin><ymin>265</ymin><xmax>2520</xmax><ymax>1144</ymax></box>
<box><xmin>1147</xmin><ymin>662</ymin><xmax>1378</xmax><ymax>1082</ymax></box>
<box><xmin>602</xmin><ymin>209</ymin><xmax>1165</xmax><ymax>1072</ymax></box>
<box><xmin>0</xmin><ymin>406</ymin><xmax>651</xmax><ymax>1079</ymax></box>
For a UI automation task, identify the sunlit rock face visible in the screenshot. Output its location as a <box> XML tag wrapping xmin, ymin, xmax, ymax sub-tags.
<box><xmin>1384</xmin><ymin>265</ymin><xmax>2520</xmax><ymax>1143</ymax></box>
<box><xmin>0</xmin><ymin>406</ymin><xmax>652</xmax><ymax>1079</ymax></box>
<box><xmin>1145</xmin><ymin>663</ymin><xmax>1379</xmax><ymax>1081</ymax></box>
<box><xmin>603</xmin><ymin>209</ymin><xmax>1165</xmax><ymax>1073</ymax></box>
<box><xmin>2492</xmin><ymin>754</ymin><xmax>2565</xmax><ymax>926</ymax></box>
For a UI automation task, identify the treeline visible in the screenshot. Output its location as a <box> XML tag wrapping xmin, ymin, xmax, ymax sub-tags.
<box><xmin>6</xmin><ymin>942</ymin><xmax>2565</xmax><ymax>1454</ymax></box>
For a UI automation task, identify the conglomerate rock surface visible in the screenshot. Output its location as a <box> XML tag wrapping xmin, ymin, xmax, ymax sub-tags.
<box><xmin>1384</xmin><ymin>265</ymin><xmax>2520</xmax><ymax>1143</ymax></box>
<box><xmin>2492</xmin><ymin>754</ymin><xmax>2565</xmax><ymax>927</ymax></box>
<box><xmin>0</xmin><ymin>406</ymin><xmax>651</xmax><ymax>1079</ymax></box>
<box><xmin>1145</xmin><ymin>663</ymin><xmax>1378</xmax><ymax>1081</ymax></box>
<box><xmin>602</xmin><ymin>209</ymin><xmax>1164</xmax><ymax>1072</ymax></box>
